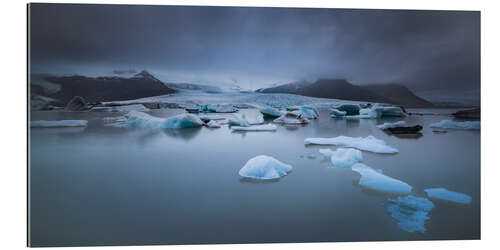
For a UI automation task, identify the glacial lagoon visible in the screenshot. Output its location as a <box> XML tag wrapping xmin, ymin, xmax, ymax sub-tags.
<box><xmin>29</xmin><ymin>108</ymin><xmax>480</xmax><ymax>246</ymax></box>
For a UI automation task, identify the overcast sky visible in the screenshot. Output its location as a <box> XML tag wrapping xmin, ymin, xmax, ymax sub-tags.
<box><xmin>29</xmin><ymin>4</ymin><xmax>480</xmax><ymax>91</ymax></box>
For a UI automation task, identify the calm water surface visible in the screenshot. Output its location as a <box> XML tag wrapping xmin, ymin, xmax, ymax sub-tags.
<box><xmin>29</xmin><ymin>108</ymin><xmax>480</xmax><ymax>246</ymax></box>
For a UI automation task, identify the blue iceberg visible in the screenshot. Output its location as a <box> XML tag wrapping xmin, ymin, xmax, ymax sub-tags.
<box><xmin>424</xmin><ymin>187</ymin><xmax>472</xmax><ymax>204</ymax></box>
<box><xmin>239</xmin><ymin>155</ymin><xmax>293</xmax><ymax>180</ymax></box>
<box><xmin>387</xmin><ymin>195</ymin><xmax>435</xmax><ymax>232</ymax></box>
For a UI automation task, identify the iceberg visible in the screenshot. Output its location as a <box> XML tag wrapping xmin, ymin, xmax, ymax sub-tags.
<box><xmin>273</xmin><ymin>112</ymin><xmax>310</xmax><ymax>125</ymax></box>
<box><xmin>228</xmin><ymin>114</ymin><xmax>251</xmax><ymax>127</ymax></box>
<box><xmin>200</xmin><ymin>104</ymin><xmax>238</xmax><ymax>113</ymax></box>
<box><xmin>304</xmin><ymin>135</ymin><xmax>398</xmax><ymax>154</ymax></box>
<box><xmin>239</xmin><ymin>155</ymin><xmax>293</xmax><ymax>180</ymax></box>
<box><xmin>206</xmin><ymin>120</ymin><xmax>221</xmax><ymax>128</ymax></box>
<box><xmin>31</xmin><ymin>120</ymin><xmax>88</xmax><ymax>128</ymax></box>
<box><xmin>424</xmin><ymin>188</ymin><xmax>472</xmax><ymax>204</ymax></box>
<box><xmin>299</xmin><ymin>106</ymin><xmax>319</xmax><ymax>119</ymax></box>
<box><xmin>319</xmin><ymin>148</ymin><xmax>363</xmax><ymax>168</ymax></box>
<box><xmin>381</xmin><ymin>106</ymin><xmax>406</xmax><ymax>117</ymax></box>
<box><xmin>260</xmin><ymin>107</ymin><xmax>284</xmax><ymax>118</ymax></box>
<box><xmin>387</xmin><ymin>195</ymin><xmax>435</xmax><ymax>233</ymax></box>
<box><xmin>335</xmin><ymin>104</ymin><xmax>361</xmax><ymax>116</ymax></box>
<box><xmin>329</xmin><ymin>108</ymin><xmax>347</xmax><ymax>117</ymax></box>
<box><xmin>377</xmin><ymin>121</ymin><xmax>407</xmax><ymax>130</ymax></box>
<box><xmin>109</xmin><ymin>111</ymin><xmax>204</xmax><ymax>129</ymax></box>
<box><xmin>430</xmin><ymin>120</ymin><xmax>480</xmax><ymax>130</ymax></box>
<box><xmin>90</xmin><ymin>104</ymin><xmax>149</xmax><ymax>112</ymax></box>
<box><xmin>231</xmin><ymin>124</ymin><xmax>277</xmax><ymax>131</ymax></box>
<box><xmin>352</xmin><ymin>163</ymin><xmax>412</xmax><ymax>194</ymax></box>
<box><xmin>344</xmin><ymin>104</ymin><xmax>382</xmax><ymax>119</ymax></box>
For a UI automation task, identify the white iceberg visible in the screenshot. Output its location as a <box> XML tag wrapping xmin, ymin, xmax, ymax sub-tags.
<box><xmin>243</xmin><ymin>109</ymin><xmax>265</xmax><ymax>125</ymax></box>
<box><xmin>352</xmin><ymin>163</ymin><xmax>412</xmax><ymax>194</ymax></box>
<box><xmin>381</xmin><ymin>106</ymin><xmax>406</xmax><ymax>117</ymax></box>
<box><xmin>200</xmin><ymin>104</ymin><xmax>238</xmax><ymax>113</ymax></box>
<box><xmin>206</xmin><ymin>120</ymin><xmax>221</xmax><ymax>128</ymax></box>
<box><xmin>231</xmin><ymin>124</ymin><xmax>277</xmax><ymax>131</ymax></box>
<box><xmin>377</xmin><ymin>121</ymin><xmax>407</xmax><ymax>130</ymax></box>
<box><xmin>31</xmin><ymin>120</ymin><xmax>88</xmax><ymax>128</ymax></box>
<box><xmin>260</xmin><ymin>107</ymin><xmax>284</xmax><ymax>118</ymax></box>
<box><xmin>228</xmin><ymin>114</ymin><xmax>251</xmax><ymax>127</ymax></box>
<box><xmin>430</xmin><ymin>120</ymin><xmax>480</xmax><ymax>130</ymax></box>
<box><xmin>304</xmin><ymin>135</ymin><xmax>398</xmax><ymax>154</ymax></box>
<box><xmin>273</xmin><ymin>112</ymin><xmax>310</xmax><ymax>125</ymax></box>
<box><xmin>424</xmin><ymin>188</ymin><xmax>472</xmax><ymax>204</ymax></box>
<box><xmin>387</xmin><ymin>195</ymin><xmax>435</xmax><ymax>233</ymax></box>
<box><xmin>329</xmin><ymin>108</ymin><xmax>347</xmax><ymax>117</ymax></box>
<box><xmin>239</xmin><ymin>155</ymin><xmax>293</xmax><ymax>180</ymax></box>
<box><xmin>319</xmin><ymin>148</ymin><xmax>363</xmax><ymax>168</ymax></box>
<box><xmin>109</xmin><ymin>111</ymin><xmax>204</xmax><ymax>129</ymax></box>
<box><xmin>298</xmin><ymin>106</ymin><xmax>319</xmax><ymax>119</ymax></box>
<box><xmin>90</xmin><ymin>104</ymin><xmax>150</xmax><ymax>112</ymax></box>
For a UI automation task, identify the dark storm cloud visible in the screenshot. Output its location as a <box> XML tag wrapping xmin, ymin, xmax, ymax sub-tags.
<box><xmin>29</xmin><ymin>3</ymin><xmax>480</xmax><ymax>90</ymax></box>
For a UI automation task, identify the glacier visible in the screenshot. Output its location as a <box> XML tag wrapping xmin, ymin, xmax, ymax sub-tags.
<box><xmin>377</xmin><ymin>121</ymin><xmax>407</xmax><ymax>130</ymax></box>
<box><xmin>90</xmin><ymin>104</ymin><xmax>150</xmax><ymax>112</ymax></box>
<box><xmin>304</xmin><ymin>135</ymin><xmax>398</xmax><ymax>154</ymax></box>
<box><xmin>351</xmin><ymin>163</ymin><xmax>412</xmax><ymax>194</ymax></box>
<box><xmin>319</xmin><ymin>148</ymin><xmax>363</xmax><ymax>168</ymax></box>
<box><xmin>108</xmin><ymin>111</ymin><xmax>204</xmax><ymax>129</ymax></box>
<box><xmin>231</xmin><ymin>124</ymin><xmax>277</xmax><ymax>131</ymax></box>
<box><xmin>31</xmin><ymin>120</ymin><xmax>88</xmax><ymax>128</ymax></box>
<box><xmin>424</xmin><ymin>187</ymin><xmax>472</xmax><ymax>204</ymax></box>
<box><xmin>387</xmin><ymin>195</ymin><xmax>435</xmax><ymax>232</ymax></box>
<box><xmin>238</xmin><ymin>155</ymin><xmax>293</xmax><ymax>180</ymax></box>
<box><xmin>430</xmin><ymin>120</ymin><xmax>480</xmax><ymax>130</ymax></box>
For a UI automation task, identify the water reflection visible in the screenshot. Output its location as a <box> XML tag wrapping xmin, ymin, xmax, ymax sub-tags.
<box><xmin>161</xmin><ymin>127</ymin><xmax>202</xmax><ymax>141</ymax></box>
<box><xmin>239</xmin><ymin>177</ymin><xmax>284</xmax><ymax>184</ymax></box>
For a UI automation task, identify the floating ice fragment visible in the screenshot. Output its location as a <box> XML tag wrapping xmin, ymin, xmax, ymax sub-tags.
<box><xmin>351</xmin><ymin>163</ymin><xmax>412</xmax><ymax>194</ymax></box>
<box><xmin>377</xmin><ymin>121</ymin><xmax>407</xmax><ymax>130</ymax></box>
<box><xmin>108</xmin><ymin>111</ymin><xmax>204</xmax><ymax>128</ymax></box>
<box><xmin>228</xmin><ymin>114</ymin><xmax>251</xmax><ymax>127</ymax></box>
<box><xmin>381</xmin><ymin>106</ymin><xmax>406</xmax><ymax>117</ymax></box>
<box><xmin>231</xmin><ymin>124</ymin><xmax>277</xmax><ymax>131</ymax></box>
<box><xmin>299</xmin><ymin>105</ymin><xmax>319</xmax><ymax>119</ymax></box>
<box><xmin>304</xmin><ymin>135</ymin><xmax>398</xmax><ymax>154</ymax></box>
<box><xmin>243</xmin><ymin>109</ymin><xmax>265</xmax><ymax>125</ymax></box>
<box><xmin>31</xmin><ymin>120</ymin><xmax>88</xmax><ymax>128</ymax></box>
<box><xmin>430</xmin><ymin>120</ymin><xmax>480</xmax><ymax>130</ymax></box>
<box><xmin>239</xmin><ymin>155</ymin><xmax>292</xmax><ymax>180</ymax></box>
<box><xmin>335</xmin><ymin>104</ymin><xmax>361</xmax><ymax>116</ymax></box>
<box><xmin>345</xmin><ymin>104</ymin><xmax>382</xmax><ymax>119</ymax></box>
<box><xmin>424</xmin><ymin>187</ymin><xmax>472</xmax><ymax>204</ymax></box>
<box><xmin>206</xmin><ymin>120</ymin><xmax>221</xmax><ymax>128</ymax></box>
<box><xmin>273</xmin><ymin>112</ymin><xmax>310</xmax><ymax>125</ymax></box>
<box><xmin>387</xmin><ymin>195</ymin><xmax>434</xmax><ymax>232</ymax></box>
<box><xmin>200</xmin><ymin>104</ymin><xmax>238</xmax><ymax>113</ymax></box>
<box><xmin>329</xmin><ymin>108</ymin><xmax>347</xmax><ymax>117</ymax></box>
<box><xmin>260</xmin><ymin>107</ymin><xmax>284</xmax><ymax>118</ymax></box>
<box><xmin>319</xmin><ymin>148</ymin><xmax>363</xmax><ymax>168</ymax></box>
<box><xmin>90</xmin><ymin>104</ymin><xmax>149</xmax><ymax>112</ymax></box>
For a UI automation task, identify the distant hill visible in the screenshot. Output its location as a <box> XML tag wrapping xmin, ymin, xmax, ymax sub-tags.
<box><xmin>257</xmin><ymin>79</ymin><xmax>433</xmax><ymax>108</ymax></box>
<box><xmin>31</xmin><ymin>70</ymin><xmax>176</xmax><ymax>104</ymax></box>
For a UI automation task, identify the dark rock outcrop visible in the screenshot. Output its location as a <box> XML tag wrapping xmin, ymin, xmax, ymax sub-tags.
<box><xmin>386</xmin><ymin>125</ymin><xmax>423</xmax><ymax>134</ymax></box>
<box><xmin>453</xmin><ymin>108</ymin><xmax>480</xmax><ymax>120</ymax></box>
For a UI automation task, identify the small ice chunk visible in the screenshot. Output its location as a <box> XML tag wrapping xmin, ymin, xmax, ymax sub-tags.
<box><xmin>239</xmin><ymin>155</ymin><xmax>293</xmax><ymax>180</ymax></box>
<box><xmin>319</xmin><ymin>148</ymin><xmax>362</xmax><ymax>168</ymax></box>
<box><xmin>273</xmin><ymin>112</ymin><xmax>310</xmax><ymax>125</ymax></box>
<box><xmin>329</xmin><ymin>108</ymin><xmax>347</xmax><ymax>117</ymax></box>
<box><xmin>345</xmin><ymin>104</ymin><xmax>382</xmax><ymax>119</ymax></box>
<box><xmin>109</xmin><ymin>111</ymin><xmax>204</xmax><ymax>129</ymax></box>
<box><xmin>206</xmin><ymin>120</ymin><xmax>221</xmax><ymax>128</ymax></box>
<box><xmin>304</xmin><ymin>135</ymin><xmax>398</xmax><ymax>154</ymax></box>
<box><xmin>299</xmin><ymin>106</ymin><xmax>319</xmax><ymax>119</ymax></box>
<box><xmin>336</xmin><ymin>104</ymin><xmax>361</xmax><ymax>116</ymax></box>
<box><xmin>90</xmin><ymin>104</ymin><xmax>150</xmax><ymax>112</ymax></box>
<box><xmin>243</xmin><ymin>109</ymin><xmax>265</xmax><ymax>125</ymax></box>
<box><xmin>352</xmin><ymin>163</ymin><xmax>412</xmax><ymax>194</ymax></box>
<box><xmin>424</xmin><ymin>187</ymin><xmax>472</xmax><ymax>204</ymax></box>
<box><xmin>231</xmin><ymin>124</ymin><xmax>277</xmax><ymax>131</ymax></box>
<box><xmin>377</xmin><ymin>121</ymin><xmax>407</xmax><ymax>130</ymax></box>
<box><xmin>381</xmin><ymin>106</ymin><xmax>406</xmax><ymax>117</ymax></box>
<box><xmin>430</xmin><ymin>120</ymin><xmax>480</xmax><ymax>130</ymax></box>
<box><xmin>260</xmin><ymin>107</ymin><xmax>284</xmax><ymax>118</ymax></box>
<box><xmin>387</xmin><ymin>195</ymin><xmax>435</xmax><ymax>232</ymax></box>
<box><xmin>200</xmin><ymin>104</ymin><xmax>238</xmax><ymax>113</ymax></box>
<box><xmin>31</xmin><ymin>120</ymin><xmax>88</xmax><ymax>128</ymax></box>
<box><xmin>228</xmin><ymin>114</ymin><xmax>251</xmax><ymax>127</ymax></box>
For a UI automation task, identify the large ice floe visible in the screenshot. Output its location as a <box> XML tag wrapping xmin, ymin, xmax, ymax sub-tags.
<box><xmin>31</xmin><ymin>120</ymin><xmax>88</xmax><ymax>128</ymax></box>
<box><xmin>424</xmin><ymin>187</ymin><xmax>472</xmax><ymax>204</ymax></box>
<box><xmin>231</xmin><ymin>124</ymin><xmax>277</xmax><ymax>132</ymax></box>
<box><xmin>108</xmin><ymin>111</ymin><xmax>204</xmax><ymax>129</ymax></box>
<box><xmin>377</xmin><ymin>121</ymin><xmax>407</xmax><ymax>130</ymax></box>
<box><xmin>387</xmin><ymin>195</ymin><xmax>435</xmax><ymax>233</ymax></box>
<box><xmin>351</xmin><ymin>163</ymin><xmax>412</xmax><ymax>194</ymax></box>
<box><xmin>319</xmin><ymin>148</ymin><xmax>363</xmax><ymax>168</ymax></box>
<box><xmin>90</xmin><ymin>104</ymin><xmax>150</xmax><ymax>112</ymax></box>
<box><xmin>304</xmin><ymin>135</ymin><xmax>398</xmax><ymax>154</ymax></box>
<box><xmin>238</xmin><ymin>155</ymin><xmax>293</xmax><ymax>180</ymax></box>
<box><xmin>259</xmin><ymin>107</ymin><xmax>284</xmax><ymax>118</ymax></box>
<box><xmin>273</xmin><ymin>112</ymin><xmax>310</xmax><ymax>125</ymax></box>
<box><xmin>430</xmin><ymin>120</ymin><xmax>480</xmax><ymax>130</ymax></box>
